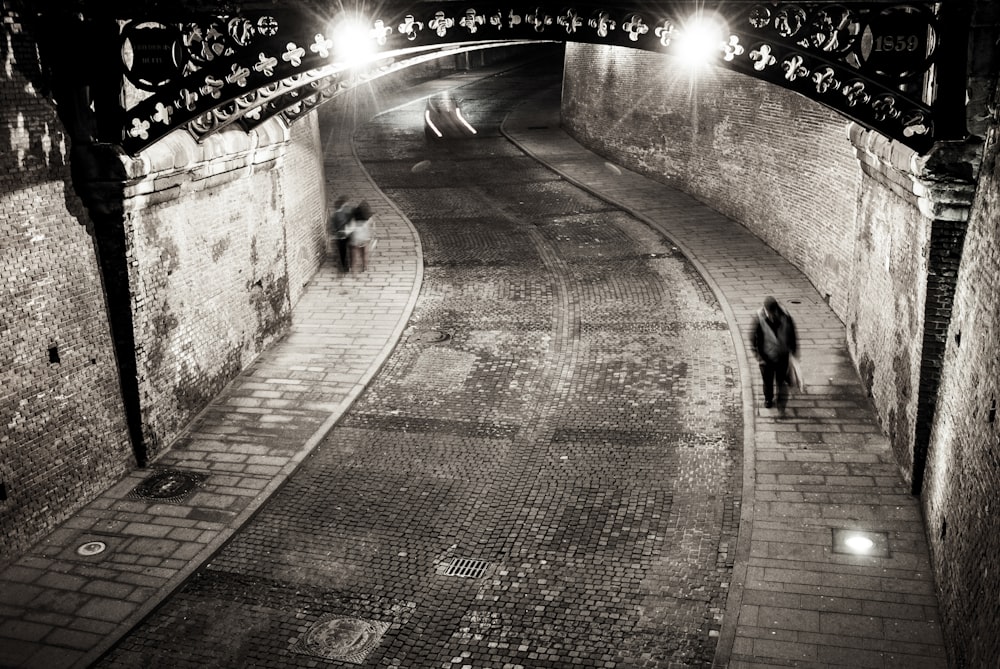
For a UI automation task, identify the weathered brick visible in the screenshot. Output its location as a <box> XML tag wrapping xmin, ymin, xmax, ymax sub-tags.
<box><xmin>1</xmin><ymin>7</ymin><xmax>325</xmax><ymax>563</ymax></box>
<box><xmin>921</xmin><ymin>79</ymin><xmax>1000</xmax><ymax>668</ymax></box>
<box><xmin>0</xmin><ymin>16</ymin><xmax>133</xmax><ymax>563</ymax></box>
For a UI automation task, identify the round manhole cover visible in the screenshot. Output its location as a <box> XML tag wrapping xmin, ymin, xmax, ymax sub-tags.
<box><xmin>296</xmin><ymin>617</ymin><xmax>390</xmax><ymax>662</ymax></box>
<box><xmin>129</xmin><ymin>469</ymin><xmax>206</xmax><ymax>502</ymax></box>
<box><xmin>76</xmin><ymin>541</ymin><xmax>107</xmax><ymax>557</ymax></box>
<box><xmin>410</xmin><ymin>329</ymin><xmax>451</xmax><ymax>344</ymax></box>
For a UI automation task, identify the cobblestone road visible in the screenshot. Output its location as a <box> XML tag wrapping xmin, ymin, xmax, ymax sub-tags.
<box><xmin>96</xmin><ymin>65</ymin><xmax>742</xmax><ymax>668</ymax></box>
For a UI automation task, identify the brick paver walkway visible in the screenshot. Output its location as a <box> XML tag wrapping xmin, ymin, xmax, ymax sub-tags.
<box><xmin>0</xmin><ymin>60</ymin><xmax>946</xmax><ymax>669</ymax></box>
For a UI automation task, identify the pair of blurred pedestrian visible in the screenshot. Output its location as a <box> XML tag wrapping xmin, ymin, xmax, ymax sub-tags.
<box><xmin>328</xmin><ymin>197</ymin><xmax>374</xmax><ymax>273</ymax></box>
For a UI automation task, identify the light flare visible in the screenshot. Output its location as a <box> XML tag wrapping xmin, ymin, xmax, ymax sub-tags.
<box><xmin>454</xmin><ymin>108</ymin><xmax>477</xmax><ymax>134</ymax></box>
<box><xmin>330</xmin><ymin>18</ymin><xmax>377</xmax><ymax>66</ymax></box>
<box><xmin>674</xmin><ymin>16</ymin><xmax>726</xmax><ymax>67</ymax></box>
<box><xmin>424</xmin><ymin>110</ymin><xmax>443</xmax><ymax>138</ymax></box>
<box><xmin>844</xmin><ymin>535</ymin><xmax>875</xmax><ymax>552</ymax></box>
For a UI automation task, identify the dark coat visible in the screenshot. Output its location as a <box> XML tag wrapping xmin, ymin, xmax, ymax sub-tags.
<box><xmin>752</xmin><ymin>306</ymin><xmax>798</xmax><ymax>364</ymax></box>
<box><xmin>329</xmin><ymin>206</ymin><xmax>353</xmax><ymax>239</ymax></box>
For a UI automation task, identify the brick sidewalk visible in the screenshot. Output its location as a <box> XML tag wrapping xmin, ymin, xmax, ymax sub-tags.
<box><xmin>503</xmin><ymin>89</ymin><xmax>947</xmax><ymax>668</ymax></box>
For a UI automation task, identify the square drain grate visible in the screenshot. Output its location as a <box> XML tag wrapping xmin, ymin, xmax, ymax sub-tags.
<box><xmin>440</xmin><ymin>557</ymin><xmax>492</xmax><ymax>579</ymax></box>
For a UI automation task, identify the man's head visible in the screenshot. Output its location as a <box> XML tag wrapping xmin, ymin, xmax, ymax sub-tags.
<box><xmin>354</xmin><ymin>200</ymin><xmax>372</xmax><ymax>220</ymax></box>
<box><xmin>764</xmin><ymin>296</ymin><xmax>780</xmax><ymax>319</ymax></box>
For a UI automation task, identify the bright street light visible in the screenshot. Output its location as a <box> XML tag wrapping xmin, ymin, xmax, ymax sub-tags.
<box><xmin>330</xmin><ymin>17</ymin><xmax>377</xmax><ymax>67</ymax></box>
<box><xmin>674</xmin><ymin>15</ymin><xmax>726</xmax><ymax>67</ymax></box>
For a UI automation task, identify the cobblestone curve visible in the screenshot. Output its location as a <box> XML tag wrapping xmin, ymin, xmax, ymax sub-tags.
<box><xmin>94</xmin><ymin>65</ymin><xmax>742</xmax><ymax>668</ymax></box>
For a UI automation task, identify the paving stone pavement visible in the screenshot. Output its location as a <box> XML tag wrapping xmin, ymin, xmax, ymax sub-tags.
<box><xmin>0</xmin><ymin>58</ymin><xmax>947</xmax><ymax>669</ymax></box>
<box><xmin>93</xmin><ymin>64</ymin><xmax>740</xmax><ymax>668</ymax></box>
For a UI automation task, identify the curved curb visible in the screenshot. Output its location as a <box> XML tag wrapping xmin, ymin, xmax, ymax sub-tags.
<box><xmin>500</xmin><ymin>110</ymin><xmax>756</xmax><ymax>669</ymax></box>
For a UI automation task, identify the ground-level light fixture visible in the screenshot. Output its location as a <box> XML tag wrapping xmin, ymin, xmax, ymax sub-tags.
<box><xmin>76</xmin><ymin>540</ymin><xmax>107</xmax><ymax>557</ymax></box>
<box><xmin>845</xmin><ymin>535</ymin><xmax>875</xmax><ymax>551</ymax></box>
<box><xmin>831</xmin><ymin>528</ymin><xmax>891</xmax><ymax>558</ymax></box>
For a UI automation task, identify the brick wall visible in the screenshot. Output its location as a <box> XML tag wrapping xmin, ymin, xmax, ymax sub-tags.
<box><xmin>1</xmin><ymin>6</ymin><xmax>328</xmax><ymax>556</ymax></box>
<box><xmin>1</xmin><ymin>10</ymin><xmax>132</xmax><ymax>561</ymax></box>
<box><xmin>848</xmin><ymin>128</ymin><xmax>979</xmax><ymax>486</ymax></box>
<box><xmin>845</xmin><ymin>168</ymin><xmax>930</xmax><ymax>480</ymax></box>
<box><xmin>121</xmin><ymin>114</ymin><xmax>325</xmax><ymax>460</ymax></box>
<box><xmin>283</xmin><ymin>115</ymin><xmax>326</xmax><ymax>307</ymax></box>
<box><xmin>923</xmin><ymin>97</ymin><xmax>1000</xmax><ymax>668</ymax></box>
<box><xmin>562</xmin><ymin>44</ymin><xmax>861</xmax><ymax>318</ymax></box>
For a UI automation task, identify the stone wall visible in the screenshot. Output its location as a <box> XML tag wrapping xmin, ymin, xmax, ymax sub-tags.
<box><xmin>923</xmin><ymin>95</ymin><xmax>1000</xmax><ymax>668</ymax></box>
<box><xmin>562</xmin><ymin>44</ymin><xmax>861</xmax><ymax>318</ymax></box>
<box><xmin>0</xmin><ymin>10</ymin><xmax>132</xmax><ymax>562</ymax></box>
<box><xmin>118</xmin><ymin>115</ymin><xmax>326</xmax><ymax>460</ymax></box>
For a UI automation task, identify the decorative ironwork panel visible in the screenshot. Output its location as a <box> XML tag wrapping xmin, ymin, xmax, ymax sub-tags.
<box><xmin>111</xmin><ymin>2</ymin><xmax>966</xmax><ymax>155</ymax></box>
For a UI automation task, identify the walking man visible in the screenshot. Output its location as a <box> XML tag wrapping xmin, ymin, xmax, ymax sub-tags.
<box><xmin>751</xmin><ymin>296</ymin><xmax>798</xmax><ymax>411</ymax></box>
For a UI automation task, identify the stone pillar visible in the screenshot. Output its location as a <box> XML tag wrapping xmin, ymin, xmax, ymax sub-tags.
<box><xmin>848</xmin><ymin>125</ymin><xmax>980</xmax><ymax>493</ymax></box>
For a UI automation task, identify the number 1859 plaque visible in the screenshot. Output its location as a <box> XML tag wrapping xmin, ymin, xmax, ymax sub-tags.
<box><xmin>859</xmin><ymin>5</ymin><xmax>936</xmax><ymax>78</ymax></box>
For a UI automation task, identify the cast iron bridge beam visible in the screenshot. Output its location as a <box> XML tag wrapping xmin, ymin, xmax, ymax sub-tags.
<box><xmin>39</xmin><ymin>1</ymin><xmax>973</xmax><ymax>156</ymax></box>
